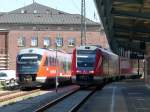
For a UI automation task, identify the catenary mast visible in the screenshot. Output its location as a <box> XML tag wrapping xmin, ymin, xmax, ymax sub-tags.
<box><xmin>81</xmin><ymin>0</ymin><xmax>86</xmax><ymax>45</ymax></box>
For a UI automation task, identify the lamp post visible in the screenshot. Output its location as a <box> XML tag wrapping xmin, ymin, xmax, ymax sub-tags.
<box><xmin>55</xmin><ymin>41</ymin><xmax>58</xmax><ymax>92</ymax></box>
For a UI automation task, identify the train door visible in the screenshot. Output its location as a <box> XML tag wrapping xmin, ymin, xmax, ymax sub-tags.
<box><xmin>102</xmin><ymin>53</ymin><xmax>109</xmax><ymax>78</ymax></box>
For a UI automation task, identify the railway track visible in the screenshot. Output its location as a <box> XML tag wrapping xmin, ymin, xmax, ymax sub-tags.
<box><xmin>0</xmin><ymin>90</ymin><xmax>20</xmax><ymax>97</ymax></box>
<box><xmin>0</xmin><ymin>89</ymin><xmax>40</xmax><ymax>102</ymax></box>
<box><xmin>34</xmin><ymin>86</ymin><xmax>97</xmax><ymax>112</ymax></box>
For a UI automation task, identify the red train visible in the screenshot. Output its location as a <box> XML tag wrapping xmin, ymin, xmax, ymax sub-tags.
<box><xmin>71</xmin><ymin>45</ymin><xmax>133</xmax><ymax>86</ymax></box>
<box><xmin>16</xmin><ymin>48</ymin><xmax>71</xmax><ymax>88</ymax></box>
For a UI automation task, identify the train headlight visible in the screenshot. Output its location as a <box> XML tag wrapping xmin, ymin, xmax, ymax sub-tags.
<box><xmin>89</xmin><ymin>70</ymin><xmax>94</xmax><ymax>74</ymax></box>
<box><xmin>46</xmin><ymin>67</ymin><xmax>49</xmax><ymax>71</ymax></box>
<box><xmin>77</xmin><ymin>70</ymin><xmax>80</xmax><ymax>73</ymax></box>
<box><xmin>38</xmin><ymin>61</ymin><xmax>41</xmax><ymax>65</ymax></box>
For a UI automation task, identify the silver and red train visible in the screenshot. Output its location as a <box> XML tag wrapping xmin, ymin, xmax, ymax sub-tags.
<box><xmin>71</xmin><ymin>45</ymin><xmax>133</xmax><ymax>86</ymax></box>
<box><xmin>16</xmin><ymin>48</ymin><xmax>71</xmax><ymax>88</ymax></box>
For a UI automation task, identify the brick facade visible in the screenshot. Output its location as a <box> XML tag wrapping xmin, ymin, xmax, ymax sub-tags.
<box><xmin>0</xmin><ymin>32</ymin><xmax>8</xmax><ymax>53</ymax></box>
<box><xmin>7</xmin><ymin>30</ymin><xmax>108</xmax><ymax>70</ymax></box>
<box><xmin>0</xmin><ymin>3</ymin><xmax>109</xmax><ymax>70</ymax></box>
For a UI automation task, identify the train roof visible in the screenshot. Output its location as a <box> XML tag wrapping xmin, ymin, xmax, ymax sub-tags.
<box><xmin>76</xmin><ymin>45</ymin><xmax>99</xmax><ymax>51</ymax></box>
<box><xmin>18</xmin><ymin>48</ymin><xmax>49</xmax><ymax>55</ymax></box>
<box><xmin>18</xmin><ymin>47</ymin><xmax>71</xmax><ymax>58</ymax></box>
<box><xmin>76</xmin><ymin>45</ymin><xmax>118</xmax><ymax>57</ymax></box>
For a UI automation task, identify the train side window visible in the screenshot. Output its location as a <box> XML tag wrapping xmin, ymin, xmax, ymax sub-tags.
<box><xmin>64</xmin><ymin>61</ymin><xmax>66</xmax><ymax>72</ymax></box>
<box><xmin>55</xmin><ymin>58</ymin><xmax>57</xmax><ymax>66</ymax></box>
<box><xmin>102</xmin><ymin>55</ymin><xmax>108</xmax><ymax>71</ymax></box>
<box><xmin>50</xmin><ymin>56</ymin><xmax>55</xmax><ymax>66</ymax></box>
<box><xmin>44</xmin><ymin>57</ymin><xmax>48</xmax><ymax>66</ymax></box>
<box><xmin>65</xmin><ymin>60</ymin><xmax>69</xmax><ymax>73</ymax></box>
<box><xmin>60</xmin><ymin>61</ymin><xmax>63</xmax><ymax>72</ymax></box>
<box><xmin>50</xmin><ymin>56</ymin><xmax>52</xmax><ymax>66</ymax></box>
<box><xmin>48</xmin><ymin>56</ymin><xmax>50</xmax><ymax>66</ymax></box>
<box><xmin>53</xmin><ymin>57</ymin><xmax>55</xmax><ymax>66</ymax></box>
<box><xmin>54</xmin><ymin>58</ymin><xmax>56</xmax><ymax>66</ymax></box>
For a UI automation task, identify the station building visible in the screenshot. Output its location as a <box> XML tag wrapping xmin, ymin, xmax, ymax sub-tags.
<box><xmin>0</xmin><ymin>2</ymin><xmax>108</xmax><ymax>70</ymax></box>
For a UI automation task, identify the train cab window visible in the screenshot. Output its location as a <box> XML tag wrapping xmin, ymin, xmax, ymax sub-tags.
<box><xmin>77</xmin><ymin>57</ymin><xmax>95</xmax><ymax>67</ymax></box>
<box><xmin>76</xmin><ymin>50</ymin><xmax>96</xmax><ymax>68</ymax></box>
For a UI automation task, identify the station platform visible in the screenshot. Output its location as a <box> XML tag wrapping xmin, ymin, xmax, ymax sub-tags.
<box><xmin>79</xmin><ymin>79</ymin><xmax>150</xmax><ymax>112</ymax></box>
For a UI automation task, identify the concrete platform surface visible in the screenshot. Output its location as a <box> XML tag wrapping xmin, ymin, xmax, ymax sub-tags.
<box><xmin>79</xmin><ymin>79</ymin><xmax>150</xmax><ymax>112</ymax></box>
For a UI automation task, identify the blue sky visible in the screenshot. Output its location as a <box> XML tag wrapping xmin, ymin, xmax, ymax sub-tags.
<box><xmin>0</xmin><ymin>0</ymin><xmax>100</xmax><ymax>22</ymax></box>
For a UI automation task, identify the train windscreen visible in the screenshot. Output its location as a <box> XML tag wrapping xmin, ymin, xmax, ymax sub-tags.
<box><xmin>77</xmin><ymin>50</ymin><xmax>96</xmax><ymax>69</ymax></box>
<box><xmin>17</xmin><ymin>54</ymin><xmax>42</xmax><ymax>74</ymax></box>
<box><xmin>17</xmin><ymin>54</ymin><xmax>42</xmax><ymax>63</ymax></box>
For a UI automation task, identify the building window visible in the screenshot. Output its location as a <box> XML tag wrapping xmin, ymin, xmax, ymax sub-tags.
<box><xmin>31</xmin><ymin>37</ymin><xmax>38</xmax><ymax>46</ymax></box>
<box><xmin>32</xmin><ymin>26</ymin><xmax>36</xmax><ymax>30</ymax></box>
<box><xmin>68</xmin><ymin>37</ymin><xmax>75</xmax><ymax>46</ymax></box>
<box><xmin>21</xmin><ymin>9</ymin><xmax>27</xmax><ymax>14</ymax></box>
<box><xmin>21</xmin><ymin>9</ymin><xmax>25</xmax><ymax>13</ymax></box>
<box><xmin>17</xmin><ymin>36</ymin><xmax>25</xmax><ymax>47</ymax></box>
<box><xmin>46</xmin><ymin>9</ymin><xmax>50</xmax><ymax>14</ymax></box>
<box><xmin>44</xmin><ymin>37</ymin><xmax>50</xmax><ymax>47</ymax></box>
<box><xmin>33</xmin><ymin>10</ymin><xmax>37</xmax><ymax>13</ymax></box>
<box><xmin>56</xmin><ymin>37</ymin><xmax>63</xmax><ymax>47</ymax></box>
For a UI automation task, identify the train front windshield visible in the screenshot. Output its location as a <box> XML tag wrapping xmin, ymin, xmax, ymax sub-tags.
<box><xmin>17</xmin><ymin>54</ymin><xmax>42</xmax><ymax>74</ymax></box>
<box><xmin>77</xmin><ymin>50</ymin><xmax>96</xmax><ymax>70</ymax></box>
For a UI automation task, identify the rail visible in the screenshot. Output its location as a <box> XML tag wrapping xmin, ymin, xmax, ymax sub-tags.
<box><xmin>35</xmin><ymin>86</ymin><xmax>98</xmax><ymax>112</ymax></box>
<box><xmin>34</xmin><ymin>87</ymin><xmax>80</xmax><ymax>112</ymax></box>
<box><xmin>0</xmin><ymin>89</ymin><xmax>40</xmax><ymax>102</ymax></box>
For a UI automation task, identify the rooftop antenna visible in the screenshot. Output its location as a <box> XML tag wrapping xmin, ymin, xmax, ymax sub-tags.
<box><xmin>81</xmin><ymin>0</ymin><xmax>86</xmax><ymax>45</ymax></box>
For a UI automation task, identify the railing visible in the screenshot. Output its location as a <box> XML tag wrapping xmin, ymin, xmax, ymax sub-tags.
<box><xmin>0</xmin><ymin>49</ymin><xmax>9</xmax><ymax>70</ymax></box>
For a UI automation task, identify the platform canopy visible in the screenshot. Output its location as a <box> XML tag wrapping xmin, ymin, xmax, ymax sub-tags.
<box><xmin>95</xmin><ymin>0</ymin><xmax>150</xmax><ymax>57</ymax></box>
